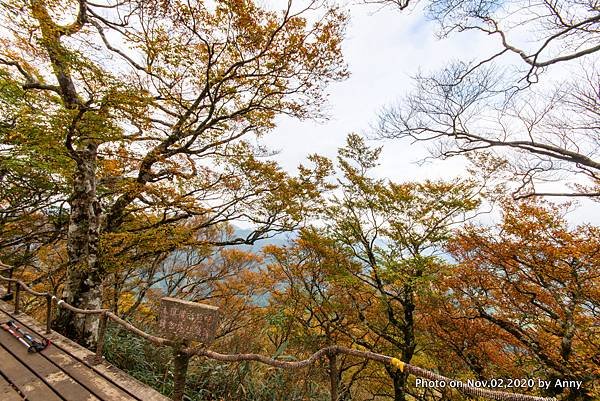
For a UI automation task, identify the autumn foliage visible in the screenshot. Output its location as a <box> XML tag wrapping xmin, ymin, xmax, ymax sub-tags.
<box><xmin>0</xmin><ymin>1</ymin><xmax>598</xmax><ymax>401</ymax></box>
<box><xmin>433</xmin><ymin>202</ymin><xmax>600</xmax><ymax>400</ymax></box>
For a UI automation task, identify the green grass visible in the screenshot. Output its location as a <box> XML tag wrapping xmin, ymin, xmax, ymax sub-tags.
<box><xmin>103</xmin><ymin>325</ymin><xmax>329</xmax><ymax>401</ymax></box>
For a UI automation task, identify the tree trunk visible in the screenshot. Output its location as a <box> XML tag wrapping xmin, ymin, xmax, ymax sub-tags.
<box><xmin>390</xmin><ymin>369</ymin><xmax>409</xmax><ymax>401</ymax></box>
<box><xmin>328</xmin><ymin>353</ymin><xmax>339</xmax><ymax>401</ymax></box>
<box><xmin>388</xmin><ymin>286</ymin><xmax>416</xmax><ymax>401</ymax></box>
<box><xmin>55</xmin><ymin>146</ymin><xmax>103</xmax><ymax>349</ymax></box>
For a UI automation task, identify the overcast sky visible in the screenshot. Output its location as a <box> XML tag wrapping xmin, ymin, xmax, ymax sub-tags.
<box><xmin>263</xmin><ymin>2</ymin><xmax>476</xmax><ymax>180</ymax></box>
<box><xmin>258</xmin><ymin>2</ymin><xmax>599</xmax><ymax>225</ymax></box>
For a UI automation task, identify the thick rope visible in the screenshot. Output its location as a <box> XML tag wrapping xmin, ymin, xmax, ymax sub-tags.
<box><xmin>0</xmin><ymin>265</ymin><xmax>557</xmax><ymax>401</ymax></box>
<box><xmin>188</xmin><ymin>347</ymin><xmax>556</xmax><ymax>401</ymax></box>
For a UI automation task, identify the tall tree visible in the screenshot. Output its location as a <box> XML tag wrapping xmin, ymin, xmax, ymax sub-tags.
<box><xmin>0</xmin><ymin>0</ymin><xmax>347</xmax><ymax>347</ymax></box>
<box><xmin>301</xmin><ymin>134</ymin><xmax>482</xmax><ymax>401</ymax></box>
<box><xmin>438</xmin><ymin>201</ymin><xmax>600</xmax><ymax>401</ymax></box>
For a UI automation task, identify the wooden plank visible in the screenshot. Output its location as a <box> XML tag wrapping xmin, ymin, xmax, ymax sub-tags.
<box><xmin>0</xmin><ymin>375</ymin><xmax>25</xmax><ymax>401</ymax></box>
<box><xmin>41</xmin><ymin>345</ymin><xmax>139</xmax><ymax>401</ymax></box>
<box><xmin>0</xmin><ymin>344</ymin><xmax>62</xmax><ymax>401</ymax></box>
<box><xmin>0</xmin><ymin>301</ymin><xmax>169</xmax><ymax>401</ymax></box>
<box><xmin>0</xmin><ymin>328</ymin><xmax>100</xmax><ymax>401</ymax></box>
<box><xmin>0</xmin><ymin>309</ymin><xmax>139</xmax><ymax>401</ymax></box>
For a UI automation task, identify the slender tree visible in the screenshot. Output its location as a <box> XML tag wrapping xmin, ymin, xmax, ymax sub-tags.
<box><xmin>275</xmin><ymin>134</ymin><xmax>483</xmax><ymax>401</ymax></box>
<box><xmin>265</xmin><ymin>229</ymin><xmax>369</xmax><ymax>401</ymax></box>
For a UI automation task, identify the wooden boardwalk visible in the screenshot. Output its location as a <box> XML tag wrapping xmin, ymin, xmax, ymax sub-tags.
<box><xmin>0</xmin><ymin>299</ymin><xmax>170</xmax><ymax>401</ymax></box>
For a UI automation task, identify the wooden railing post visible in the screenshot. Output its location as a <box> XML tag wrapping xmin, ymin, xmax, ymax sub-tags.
<box><xmin>14</xmin><ymin>283</ymin><xmax>20</xmax><ymax>314</ymax></box>
<box><xmin>45</xmin><ymin>294</ymin><xmax>53</xmax><ymax>334</ymax></box>
<box><xmin>95</xmin><ymin>312</ymin><xmax>108</xmax><ymax>364</ymax></box>
<box><xmin>4</xmin><ymin>267</ymin><xmax>12</xmax><ymax>295</ymax></box>
<box><xmin>172</xmin><ymin>342</ymin><xmax>190</xmax><ymax>401</ymax></box>
<box><xmin>328</xmin><ymin>352</ymin><xmax>339</xmax><ymax>401</ymax></box>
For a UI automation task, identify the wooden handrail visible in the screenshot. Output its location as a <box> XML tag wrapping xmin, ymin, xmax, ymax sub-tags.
<box><xmin>0</xmin><ymin>264</ymin><xmax>558</xmax><ymax>401</ymax></box>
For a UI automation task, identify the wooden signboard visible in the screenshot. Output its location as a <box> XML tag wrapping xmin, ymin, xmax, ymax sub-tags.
<box><xmin>158</xmin><ymin>297</ymin><xmax>220</xmax><ymax>344</ymax></box>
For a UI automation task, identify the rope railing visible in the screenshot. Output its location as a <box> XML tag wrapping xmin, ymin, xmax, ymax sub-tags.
<box><xmin>0</xmin><ymin>264</ymin><xmax>558</xmax><ymax>401</ymax></box>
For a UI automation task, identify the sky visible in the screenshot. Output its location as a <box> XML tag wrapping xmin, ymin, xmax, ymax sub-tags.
<box><xmin>263</xmin><ymin>2</ymin><xmax>476</xmax><ymax>181</ymax></box>
<box><xmin>258</xmin><ymin>1</ymin><xmax>599</xmax><ymax>226</ymax></box>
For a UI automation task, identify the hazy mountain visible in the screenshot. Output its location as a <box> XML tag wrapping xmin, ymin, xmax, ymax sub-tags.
<box><xmin>231</xmin><ymin>227</ymin><xmax>296</xmax><ymax>253</ymax></box>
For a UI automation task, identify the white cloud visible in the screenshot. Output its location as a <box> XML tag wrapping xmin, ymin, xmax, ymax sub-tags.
<box><xmin>263</xmin><ymin>3</ymin><xmax>487</xmax><ymax>178</ymax></box>
<box><xmin>260</xmin><ymin>1</ymin><xmax>599</xmax><ymax>224</ymax></box>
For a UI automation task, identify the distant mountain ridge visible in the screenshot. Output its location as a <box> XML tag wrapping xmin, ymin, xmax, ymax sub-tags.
<box><xmin>231</xmin><ymin>227</ymin><xmax>295</xmax><ymax>253</ymax></box>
